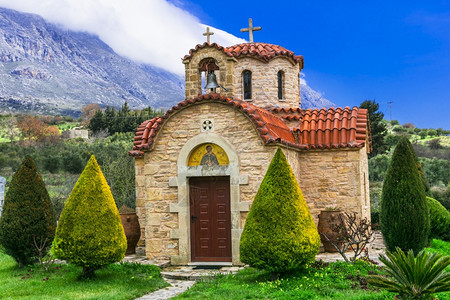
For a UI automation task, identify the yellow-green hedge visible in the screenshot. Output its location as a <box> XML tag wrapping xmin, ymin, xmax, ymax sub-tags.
<box><xmin>53</xmin><ymin>155</ymin><xmax>126</xmax><ymax>270</ymax></box>
<box><xmin>240</xmin><ymin>148</ymin><xmax>320</xmax><ymax>273</ymax></box>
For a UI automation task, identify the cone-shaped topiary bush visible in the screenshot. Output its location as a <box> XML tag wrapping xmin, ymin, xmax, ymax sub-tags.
<box><xmin>380</xmin><ymin>136</ymin><xmax>429</xmax><ymax>254</ymax></box>
<box><xmin>240</xmin><ymin>148</ymin><xmax>320</xmax><ymax>274</ymax></box>
<box><xmin>53</xmin><ymin>155</ymin><xmax>126</xmax><ymax>278</ymax></box>
<box><xmin>0</xmin><ymin>156</ymin><xmax>56</xmax><ymax>267</ymax></box>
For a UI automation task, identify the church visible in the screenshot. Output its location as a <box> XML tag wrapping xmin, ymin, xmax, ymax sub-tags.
<box><xmin>130</xmin><ymin>21</ymin><xmax>372</xmax><ymax>265</ymax></box>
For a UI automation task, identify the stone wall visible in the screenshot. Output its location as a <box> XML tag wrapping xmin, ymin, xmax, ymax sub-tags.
<box><xmin>135</xmin><ymin>101</ymin><xmax>287</xmax><ymax>262</ymax></box>
<box><xmin>297</xmin><ymin>147</ymin><xmax>370</xmax><ymax>224</ymax></box>
<box><xmin>183</xmin><ymin>47</ymin><xmax>302</xmax><ymax>110</ymax></box>
<box><xmin>234</xmin><ymin>57</ymin><xmax>301</xmax><ymax>108</ymax></box>
<box><xmin>134</xmin><ymin>101</ymin><xmax>370</xmax><ymax>262</ymax></box>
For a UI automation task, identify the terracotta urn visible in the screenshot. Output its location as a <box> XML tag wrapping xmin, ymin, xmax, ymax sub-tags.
<box><xmin>318</xmin><ymin>210</ymin><xmax>342</xmax><ymax>252</ymax></box>
<box><xmin>119</xmin><ymin>206</ymin><xmax>141</xmax><ymax>255</ymax></box>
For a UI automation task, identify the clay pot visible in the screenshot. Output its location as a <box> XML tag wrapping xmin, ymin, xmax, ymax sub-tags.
<box><xmin>120</xmin><ymin>212</ymin><xmax>141</xmax><ymax>255</ymax></box>
<box><xmin>318</xmin><ymin>210</ymin><xmax>342</xmax><ymax>252</ymax></box>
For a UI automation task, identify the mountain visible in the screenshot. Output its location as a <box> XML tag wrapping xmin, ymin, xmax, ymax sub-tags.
<box><xmin>0</xmin><ymin>7</ymin><xmax>184</xmax><ymax>116</ymax></box>
<box><xmin>300</xmin><ymin>76</ymin><xmax>336</xmax><ymax>109</ymax></box>
<box><xmin>0</xmin><ymin>7</ymin><xmax>334</xmax><ymax>116</ymax></box>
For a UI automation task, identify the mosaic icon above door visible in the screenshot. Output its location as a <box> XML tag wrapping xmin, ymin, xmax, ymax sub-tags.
<box><xmin>188</xmin><ymin>143</ymin><xmax>229</xmax><ymax>166</ymax></box>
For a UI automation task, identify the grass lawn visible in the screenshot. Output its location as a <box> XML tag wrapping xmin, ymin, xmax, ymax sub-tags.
<box><xmin>176</xmin><ymin>239</ymin><xmax>450</xmax><ymax>300</ymax></box>
<box><xmin>174</xmin><ymin>260</ymin><xmax>393</xmax><ymax>300</ymax></box>
<box><xmin>426</xmin><ymin>239</ymin><xmax>450</xmax><ymax>272</ymax></box>
<box><xmin>0</xmin><ymin>250</ymin><xmax>168</xmax><ymax>299</ymax></box>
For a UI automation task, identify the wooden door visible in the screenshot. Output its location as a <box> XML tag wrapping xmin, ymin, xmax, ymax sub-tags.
<box><xmin>190</xmin><ymin>177</ymin><xmax>231</xmax><ymax>262</ymax></box>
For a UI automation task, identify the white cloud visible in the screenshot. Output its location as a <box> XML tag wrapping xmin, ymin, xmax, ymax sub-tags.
<box><xmin>299</xmin><ymin>72</ymin><xmax>307</xmax><ymax>85</ymax></box>
<box><xmin>0</xmin><ymin>0</ymin><xmax>245</xmax><ymax>75</ymax></box>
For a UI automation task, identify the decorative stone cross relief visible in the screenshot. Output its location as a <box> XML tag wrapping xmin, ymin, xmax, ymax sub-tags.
<box><xmin>240</xmin><ymin>18</ymin><xmax>261</xmax><ymax>43</ymax></box>
<box><xmin>201</xmin><ymin>120</ymin><xmax>214</xmax><ymax>132</ymax></box>
<box><xmin>203</xmin><ymin>27</ymin><xmax>214</xmax><ymax>44</ymax></box>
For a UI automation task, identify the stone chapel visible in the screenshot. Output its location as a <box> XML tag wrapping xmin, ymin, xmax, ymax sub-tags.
<box><xmin>130</xmin><ymin>27</ymin><xmax>372</xmax><ymax>265</ymax></box>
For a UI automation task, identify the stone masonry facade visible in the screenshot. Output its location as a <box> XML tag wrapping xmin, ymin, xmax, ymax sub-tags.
<box><xmin>183</xmin><ymin>47</ymin><xmax>301</xmax><ymax>109</ymax></box>
<box><xmin>183</xmin><ymin>48</ymin><xmax>236</xmax><ymax>100</ymax></box>
<box><xmin>134</xmin><ymin>101</ymin><xmax>370</xmax><ymax>264</ymax></box>
<box><xmin>233</xmin><ymin>57</ymin><xmax>301</xmax><ymax>108</ymax></box>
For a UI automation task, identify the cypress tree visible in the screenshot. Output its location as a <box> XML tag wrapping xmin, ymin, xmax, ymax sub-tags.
<box><xmin>240</xmin><ymin>148</ymin><xmax>320</xmax><ymax>274</ymax></box>
<box><xmin>380</xmin><ymin>136</ymin><xmax>429</xmax><ymax>253</ymax></box>
<box><xmin>0</xmin><ymin>156</ymin><xmax>56</xmax><ymax>267</ymax></box>
<box><xmin>53</xmin><ymin>155</ymin><xmax>126</xmax><ymax>278</ymax></box>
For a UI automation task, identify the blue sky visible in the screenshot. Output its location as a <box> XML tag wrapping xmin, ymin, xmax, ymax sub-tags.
<box><xmin>177</xmin><ymin>0</ymin><xmax>450</xmax><ymax>129</ymax></box>
<box><xmin>1</xmin><ymin>0</ymin><xmax>448</xmax><ymax>129</ymax></box>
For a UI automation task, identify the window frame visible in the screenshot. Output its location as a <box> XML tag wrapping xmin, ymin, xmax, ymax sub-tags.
<box><xmin>243</xmin><ymin>70</ymin><xmax>252</xmax><ymax>100</ymax></box>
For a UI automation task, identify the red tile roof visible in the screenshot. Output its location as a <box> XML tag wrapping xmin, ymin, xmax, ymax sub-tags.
<box><xmin>295</xmin><ymin>107</ymin><xmax>371</xmax><ymax>150</ymax></box>
<box><xmin>182</xmin><ymin>42</ymin><xmax>304</xmax><ymax>68</ymax></box>
<box><xmin>130</xmin><ymin>97</ymin><xmax>371</xmax><ymax>156</ymax></box>
<box><xmin>130</xmin><ymin>94</ymin><xmax>298</xmax><ymax>156</ymax></box>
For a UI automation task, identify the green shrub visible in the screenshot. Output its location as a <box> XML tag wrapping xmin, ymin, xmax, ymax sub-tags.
<box><xmin>427</xmin><ymin>197</ymin><xmax>450</xmax><ymax>241</ymax></box>
<box><xmin>61</xmin><ymin>152</ymin><xmax>85</xmax><ymax>174</ymax></box>
<box><xmin>0</xmin><ymin>156</ymin><xmax>56</xmax><ymax>266</ymax></box>
<box><xmin>380</xmin><ymin>136</ymin><xmax>429</xmax><ymax>254</ymax></box>
<box><xmin>368</xmin><ymin>247</ymin><xmax>450</xmax><ymax>299</ymax></box>
<box><xmin>431</xmin><ymin>186</ymin><xmax>450</xmax><ymax>211</ymax></box>
<box><xmin>240</xmin><ymin>148</ymin><xmax>320</xmax><ymax>274</ymax></box>
<box><xmin>43</xmin><ymin>154</ymin><xmax>60</xmax><ymax>173</ymax></box>
<box><xmin>371</xmin><ymin>211</ymin><xmax>379</xmax><ymax>225</ymax></box>
<box><xmin>53</xmin><ymin>155</ymin><xmax>126</xmax><ymax>278</ymax></box>
<box><xmin>368</xmin><ymin>154</ymin><xmax>390</xmax><ymax>181</ymax></box>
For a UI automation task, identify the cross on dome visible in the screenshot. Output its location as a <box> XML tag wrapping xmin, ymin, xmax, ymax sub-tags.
<box><xmin>240</xmin><ymin>18</ymin><xmax>261</xmax><ymax>43</ymax></box>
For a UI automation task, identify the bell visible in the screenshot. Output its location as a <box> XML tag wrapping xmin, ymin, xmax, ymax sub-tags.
<box><xmin>205</xmin><ymin>71</ymin><xmax>219</xmax><ymax>90</ymax></box>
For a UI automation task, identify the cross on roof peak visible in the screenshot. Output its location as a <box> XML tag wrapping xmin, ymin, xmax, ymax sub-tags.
<box><xmin>203</xmin><ymin>27</ymin><xmax>214</xmax><ymax>44</ymax></box>
<box><xmin>240</xmin><ymin>18</ymin><xmax>261</xmax><ymax>43</ymax></box>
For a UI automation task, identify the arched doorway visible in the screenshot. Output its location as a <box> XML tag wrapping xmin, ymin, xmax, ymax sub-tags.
<box><xmin>187</xmin><ymin>143</ymin><xmax>231</xmax><ymax>261</ymax></box>
<box><xmin>170</xmin><ymin>134</ymin><xmax>247</xmax><ymax>265</ymax></box>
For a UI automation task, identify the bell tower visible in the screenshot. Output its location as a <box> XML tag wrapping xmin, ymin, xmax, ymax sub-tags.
<box><xmin>182</xmin><ymin>21</ymin><xmax>303</xmax><ymax>108</ymax></box>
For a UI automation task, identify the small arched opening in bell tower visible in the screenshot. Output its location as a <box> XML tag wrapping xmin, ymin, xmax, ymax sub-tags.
<box><xmin>243</xmin><ymin>70</ymin><xmax>252</xmax><ymax>100</ymax></box>
<box><xmin>199</xmin><ymin>58</ymin><xmax>220</xmax><ymax>94</ymax></box>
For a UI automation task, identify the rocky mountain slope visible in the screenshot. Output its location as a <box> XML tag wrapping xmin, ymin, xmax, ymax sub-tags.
<box><xmin>0</xmin><ymin>7</ymin><xmax>334</xmax><ymax>116</ymax></box>
<box><xmin>0</xmin><ymin>7</ymin><xmax>184</xmax><ymax>116</ymax></box>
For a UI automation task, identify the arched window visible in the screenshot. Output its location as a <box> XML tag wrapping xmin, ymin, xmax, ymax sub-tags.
<box><xmin>277</xmin><ymin>71</ymin><xmax>284</xmax><ymax>100</ymax></box>
<box><xmin>243</xmin><ymin>70</ymin><xmax>252</xmax><ymax>100</ymax></box>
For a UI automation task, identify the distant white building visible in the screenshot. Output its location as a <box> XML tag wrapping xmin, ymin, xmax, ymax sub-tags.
<box><xmin>62</xmin><ymin>127</ymin><xmax>89</xmax><ymax>139</ymax></box>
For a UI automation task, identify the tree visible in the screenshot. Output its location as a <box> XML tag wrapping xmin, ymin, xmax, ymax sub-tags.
<box><xmin>368</xmin><ymin>154</ymin><xmax>390</xmax><ymax>181</ymax></box>
<box><xmin>0</xmin><ymin>115</ymin><xmax>20</xmax><ymax>142</ymax></box>
<box><xmin>419</xmin><ymin>129</ymin><xmax>428</xmax><ymax>139</ymax></box>
<box><xmin>17</xmin><ymin>116</ymin><xmax>46</xmax><ymax>140</ymax></box>
<box><xmin>40</xmin><ymin>125</ymin><xmax>61</xmax><ymax>144</ymax></box>
<box><xmin>0</xmin><ymin>156</ymin><xmax>56</xmax><ymax>267</ymax></box>
<box><xmin>53</xmin><ymin>155</ymin><xmax>126</xmax><ymax>278</ymax></box>
<box><xmin>380</xmin><ymin>136</ymin><xmax>429</xmax><ymax>254</ymax></box>
<box><xmin>80</xmin><ymin>104</ymin><xmax>101</xmax><ymax>125</ymax></box>
<box><xmin>385</xmin><ymin>134</ymin><xmax>400</xmax><ymax>149</ymax></box>
<box><xmin>103</xmin><ymin>106</ymin><xmax>118</xmax><ymax>134</ymax></box>
<box><xmin>88</xmin><ymin>109</ymin><xmax>105</xmax><ymax>134</ymax></box>
<box><xmin>428</xmin><ymin>129</ymin><xmax>437</xmax><ymax>137</ymax></box>
<box><xmin>359</xmin><ymin>100</ymin><xmax>388</xmax><ymax>157</ymax></box>
<box><xmin>240</xmin><ymin>148</ymin><xmax>320</xmax><ymax>274</ymax></box>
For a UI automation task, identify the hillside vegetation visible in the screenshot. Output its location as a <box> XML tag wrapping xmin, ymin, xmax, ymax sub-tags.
<box><xmin>0</xmin><ymin>104</ymin><xmax>159</xmax><ymax>216</ymax></box>
<box><xmin>370</xmin><ymin>119</ymin><xmax>450</xmax><ymax>216</ymax></box>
